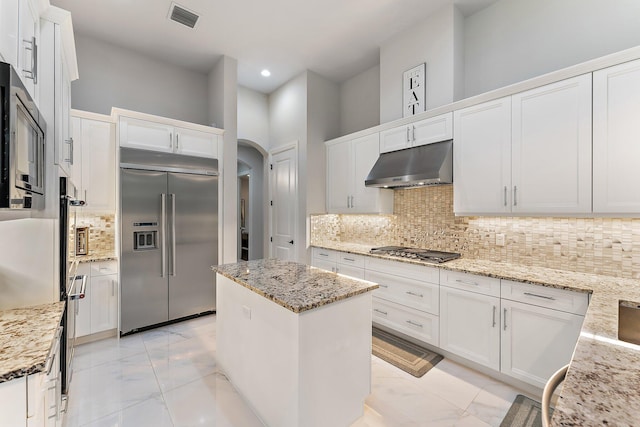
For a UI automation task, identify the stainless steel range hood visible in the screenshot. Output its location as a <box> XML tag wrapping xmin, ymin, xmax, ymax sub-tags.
<box><xmin>365</xmin><ymin>140</ymin><xmax>453</xmax><ymax>188</ymax></box>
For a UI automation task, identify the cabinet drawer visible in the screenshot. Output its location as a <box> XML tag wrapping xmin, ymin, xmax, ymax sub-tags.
<box><xmin>91</xmin><ymin>260</ymin><xmax>118</xmax><ymax>277</ymax></box>
<box><xmin>372</xmin><ymin>298</ymin><xmax>439</xmax><ymax>346</ymax></box>
<box><xmin>366</xmin><ymin>269</ymin><xmax>439</xmax><ymax>315</ymax></box>
<box><xmin>337</xmin><ymin>253</ymin><xmax>365</xmax><ymax>269</ymax></box>
<box><xmin>440</xmin><ymin>270</ymin><xmax>500</xmax><ymax>297</ymax></box>
<box><xmin>312</xmin><ymin>247</ymin><xmax>338</xmax><ymax>262</ymax></box>
<box><xmin>335</xmin><ymin>264</ymin><xmax>365</xmax><ymax>280</ymax></box>
<box><xmin>365</xmin><ymin>257</ymin><xmax>439</xmax><ymax>284</ymax></box>
<box><xmin>501</xmin><ymin>280</ymin><xmax>589</xmax><ymax>315</ymax></box>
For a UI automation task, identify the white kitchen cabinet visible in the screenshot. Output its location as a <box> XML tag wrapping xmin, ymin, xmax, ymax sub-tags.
<box><xmin>379</xmin><ymin>112</ymin><xmax>453</xmax><ymax>154</ymax></box>
<box><xmin>69</xmin><ymin>116</ymin><xmax>82</xmax><ymax>190</ymax></box>
<box><xmin>373</xmin><ymin>297</ymin><xmax>439</xmax><ymax>346</ymax></box>
<box><xmin>511</xmin><ymin>74</ymin><xmax>592</xmax><ymax>214</ymax></box>
<box><xmin>453</xmin><ymin>97</ymin><xmax>512</xmax><ymax>215</ymax></box>
<box><xmin>501</xmin><ymin>299</ymin><xmax>584</xmax><ymax>389</ymax></box>
<box><xmin>18</xmin><ymin>0</ymin><xmax>40</xmax><ymax>103</ymax></box>
<box><xmin>0</xmin><ymin>376</ymin><xmax>27</xmax><ymax>426</ymax></box>
<box><xmin>593</xmin><ymin>58</ymin><xmax>640</xmax><ymax>213</ymax></box>
<box><xmin>76</xmin><ymin>260</ymin><xmax>119</xmax><ymax>338</ymax></box>
<box><xmin>310</xmin><ymin>248</ymin><xmax>365</xmax><ymax>279</ymax></box>
<box><xmin>0</xmin><ymin>0</ymin><xmax>19</xmax><ymax>66</ymax></box>
<box><xmin>326</xmin><ymin>133</ymin><xmax>393</xmax><ymax>214</ymax></box>
<box><xmin>439</xmin><ymin>285</ymin><xmax>500</xmax><ymax>370</ymax></box>
<box><xmin>72</xmin><ymin>111</ymin><xmax>116</xmax><ymax>211</ymax></box>
<box><xmin>119</xmin><ymin>115</ymin><xmax>219</xmax><ymax>159</ymax></box>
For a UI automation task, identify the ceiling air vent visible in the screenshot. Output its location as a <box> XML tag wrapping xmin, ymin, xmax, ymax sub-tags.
<box><xmin>169</xmin><ymin>2</ymin><xmax>200</xmax><ymax>29</ymax></box>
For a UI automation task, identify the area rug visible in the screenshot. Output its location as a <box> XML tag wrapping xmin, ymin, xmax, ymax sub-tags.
<box><xmin>371</xmin><ymin>327</ymin><xmax>443</xmax><ymax>377</ymax></box>
<box><xmin>500</xmin><ymin>394</ymin><xmax>550</xmax><ymax>427</ymax></box>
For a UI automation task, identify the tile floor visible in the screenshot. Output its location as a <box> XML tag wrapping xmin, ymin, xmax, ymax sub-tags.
<box><xmin>63</xmin><ymin>315</ymin><xmax>529</xmax><ymax>427</ymax></box>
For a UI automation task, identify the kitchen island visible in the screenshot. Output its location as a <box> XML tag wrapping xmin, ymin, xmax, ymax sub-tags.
<box><xmin>214</xmin><ymin>259</ymin><xmax>378</xmax><ymax>427</ymax></box>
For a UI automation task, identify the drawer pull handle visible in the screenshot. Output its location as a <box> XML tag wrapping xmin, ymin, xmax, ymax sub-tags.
<box><xmin>523</xmin><ymin>292</ymin><xmax>556</xmax><ymax>301</ymax></box>
<box><xmin>374</xmin><ymin>309</ymin><xmax>388</xmax><ymax>316</ymax></box>
<box><xmin>406</xmin><ymin>291</ymin><xmax>424</xmax><ymax>298</ymax></box>
<box><xmin>406</xmin><ymin>320</ymin><xmax>423</xmax><ymax>328</ymax></box>
<box><xmin>455</xmin><ymin>279</ymin><xmax>479</xmax><ymax>286</ymax></box>
<box><xmin>319</xmin><ymin>253</ymin><xmax>329</xmax><ymax>257</ymax></box>
<box><xmin>504</xmin><ymin>308</ymin><xmax>508</xmax><ymax>330</ymax></box>
<box><xmin>379</xmin><ymin>284</ymin><xmax>389</xmax><ymax>288</ymax></box>
<box><xmin>492</xmin><ymin>305</ymin><xmax>497</xmax><ymax>327</ymax></box>
<box><xmin>343</xmin><ymin>257</ymin><xmax>356</xmax><ymax>262</ymax></box>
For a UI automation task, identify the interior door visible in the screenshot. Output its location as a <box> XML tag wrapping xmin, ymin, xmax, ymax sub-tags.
<box><xmin>270</xmin><ymin>146</ymin><xmax>297</xmax><ymax>261</ymax></box>
<box><xmin>120</xmin><ymin>169</ymin><xmax>168</xmax><ymax>333</ymax></box>
<box><xmin>168</xmin><ymin>173</ymin><xmax>218</xmax><ymax>319</ymax></box>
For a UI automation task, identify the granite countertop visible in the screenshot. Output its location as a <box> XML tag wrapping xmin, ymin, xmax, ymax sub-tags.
<box><xmin>213</xmin><ymin>259</ymin><xmax>378</xmax><ymax>313</ymax></box>
<box><xmin>313</xmin><ymin>242</ymin><xmax>640</xmax><ymax>427</ymax></box>
<box><xmin>74</xmin><ymin>252</ymin><xmax>117</xmax><ymax>263</ymax></box>
<box><xmin>0</xmin><ymin>302</ymin><xmax>66</xmax><ymax>383</ymax></box>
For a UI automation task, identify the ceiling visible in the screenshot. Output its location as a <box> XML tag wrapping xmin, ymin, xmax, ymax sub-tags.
<box><xmin>51</xmin><ymin>0</ymin><xmax>497</xmax><ymax>94</ymax></box>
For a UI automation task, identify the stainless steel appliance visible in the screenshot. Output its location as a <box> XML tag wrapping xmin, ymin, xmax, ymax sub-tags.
<box><xmin>0</xmin><ymin>62</ymin><xmax>46</xmax><ymax>209</ymax></box>
<box><xmin>365</xmin><ymin>140</ymin><xmax>453</xmax><ymax>188</ymax></box>
<box><xmin>120</xmin><ymin>148</ymin><xmax>218</xmax><ymax>335</ymax></box>
<box><xmin>369</xmin><ymin>246</ymin><xmax>461</xmax><ymax>263</ymax></box>
<box><xmin>59</xmin><ymin>176</ymin><xmax>86</xmax><ymax>396</ymax></box>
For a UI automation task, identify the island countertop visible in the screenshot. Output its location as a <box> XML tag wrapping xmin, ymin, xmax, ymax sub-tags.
<box><xmin>0</xmin><ymin>301</ymin><xmax>65</xmax><ymax>383</ymax></box>
<box><xmin>213</xmin><ymin>259</ymin><xmax>378</xmax><ymax>313</ymax></box>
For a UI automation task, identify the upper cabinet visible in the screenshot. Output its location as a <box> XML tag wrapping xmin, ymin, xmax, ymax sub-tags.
<box><xmin>0</xmin><ymin>0</ymin><xmax>19</xmax><ymax>66</ymax></box>
<box><xmin>118</xmin><ymin>113</ymin><xmax>221</xmax><ymax>159</ymax></box>
<box><xmin>593</xmin><ymin>59</ymin><xmax>640</xmax><ymax>214</ymax></box>
<box><xmin>18</xmin><ymin>0</ymin><xmax>40</xmax><ymax>103</ymax></box>
<box><xmin>380</xmin><ymin>112</ymin><xmax>453</xmax><ymax>154</ymax></box>
<box><xmin>511</xmin><ymin>74</ymin><xmax>592</xmax><ymax>214</ymax></box>
<box><xmin>454</xmin><ymin>97</ymin><xmax>512</xmax><ymax>215</ymax></box>
<box><xmin>326</xmin><ymin>133</ymin><xmax>393</xmax><ymax>214</ymax></box>
<box><xmin>454</xmin><ymin>75</ymin><xmax>592</xmax><ymax>215</ymax></box>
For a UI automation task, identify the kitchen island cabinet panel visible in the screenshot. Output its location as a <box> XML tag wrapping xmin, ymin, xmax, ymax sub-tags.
<box><xmin>593</xmin><ymin>58</ymin><xmax>640</xmax><ymax>213</ymax></box>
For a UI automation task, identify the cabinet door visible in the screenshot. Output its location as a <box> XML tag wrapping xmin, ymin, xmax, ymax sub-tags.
<box><xmin>0</xmin><ymin>377</ymin><xmax>27</xmax><ymax>426</ymax></box>
<box><xmin>440</xmin><ymin>286</ymin><xmax>500</xmax><ymax>370</ymax></box>
<box><xmin>175</xmin><ymin>127</ymin><xmax>218</xmax><ymax>158</ymax></box>
<box><xmin>91</xmin><ymin>273</ymin><xmax>118</xmax><ymax>334</ymax></box>
<box><xmin>0</xmin><ymin>0</ymin><xmax>19</xmax><ymax>66</ymax></box>
<box><xmin>119</xmin><ymin>117</ymin><xmax>174</xmax><ymax>153</ymax></box>
<box><xmin>69</xmin><ymin>116</ymin><xmax>83</xmax><ymax>192</ymax></box>
<box><xmin>18</xmin><ymin>0</ymin><xmax>39</xmax><ymax>102</ymax></box>
<box><xmin>326</xmin><ymin>140</ymin><xmax>351</xmax><ymax>212</ymax></box>
<box><xmin>75</xmin><ymin>264</ymin><xmax>92</xmax><ymax>338</ymax></box>
<box><xmin>512</xmin><ymin>74</ymin><xmax>592</xmax><ymax>214</ymax></box>
<box><xmin>380</xmin><ymin>125</ymin><xmax>411</xmax><ymax>153</ymax></box>
<box><xmin>501</xmin><ymin>299</ymin><xmax>584</xmax><ymax>388</ymax></box>
<box><xmin>57</xmin><ymin>50</ymin><xmax>73</xmax><ymax>176</ymax></box>
<box><xmin>454</xmin><ymin>97</ymin><xmax>511</xmax><ymax>214</ymax></box>
<box><xmin>412</xmin><ymin>112</ymin><xmax>453</xmax><ymax>148</ymax></box>
<box><xmin>351</xmin><ymin>133</ymin><xmax>386</xmax><ymax>213</ymax></box>
<box><xmin>593</xmin><ymin>59</ymin><xmax>640</xmax><ymax>213</ymax></box>
<box><xmin>80</xmin><ymin>119</ymin><xmax>116</xmax><ymax>211</ymax></box>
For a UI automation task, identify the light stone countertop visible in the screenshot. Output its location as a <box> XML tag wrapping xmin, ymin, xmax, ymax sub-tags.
<box><xmin>74</xmin><ymin>251</ymin><xmax>117</xmax><ymax>263</ymax></box>
<box><xmin>313</xmin><ymin>242</ymin><xmax>640</xmax><ymax>427</ymax></box>
<box><xmin>213</xmin><ymin>259</ymin><xmax>378</xmax><ymax>313</ymax></box>
<box><xmin>0</xmin><ymin>302</ymin><xmax>66</xmax><ymax>383</ymax></box>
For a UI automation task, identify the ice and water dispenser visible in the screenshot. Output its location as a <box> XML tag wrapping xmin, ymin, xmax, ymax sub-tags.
<box><xmin>133</xmin><ymin>222</ymin><xmax>158</xmax><ymax>250</ymax></box>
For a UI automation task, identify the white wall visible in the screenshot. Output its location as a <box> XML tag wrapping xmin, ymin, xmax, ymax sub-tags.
<box><xmin>238</xmin><ymin>86</ymin><xmax>270</xmax><ymax>152</ymax></box>
<box><xmin>71</xmin><ymin>35</ymin><xmax>209</xmax><ymax>125</ymax></box>
<box><xmin>269</xmin><ymin>73</ymin><xmax>307</xmax><ymax>149</ymax></box>
<box><xmin>464</xmin><ymin>0</ymin><xmax>640</xmax><ymax>97</ymax></box>
<box><xmin>379</xmin><ymin>5</ymin><xmax>461</xmax><ymax>123</ymax></box>
<box><xmin>209</xmin><ymin>56</ymin><xmax>238</xmax><ymax>264</ymax></box>
<box><xmin>339</xmin><ymin>64</ymin><xmax>380</xmax><ymax>136</ymax></box>
<box><xmin>237</xmin><ymin>145</ymin><xmax>265</xmax><ymax>260</ymax></box>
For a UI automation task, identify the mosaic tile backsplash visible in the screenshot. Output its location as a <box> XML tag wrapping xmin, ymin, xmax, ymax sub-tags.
<box><xmin>310</xmin><ymin>185</ymin><xmax>640</xmax><ymax>279</ymax></box>
<box><xmin>69</xmin><ymin>212</ymin><xmax>116</xmax><ymax>258</ymax></box>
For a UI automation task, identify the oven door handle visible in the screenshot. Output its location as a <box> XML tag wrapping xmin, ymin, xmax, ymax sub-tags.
<box><xmin>69</xmin><ymin>275</ymin><xmax>87</xmax><ymax>300</ymax></box>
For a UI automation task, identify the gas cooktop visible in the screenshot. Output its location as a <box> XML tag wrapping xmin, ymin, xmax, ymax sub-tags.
<box><xmin>369</xmin><ymin>246</ymin><xmax>461</xmax><ymax>263</ymax></box>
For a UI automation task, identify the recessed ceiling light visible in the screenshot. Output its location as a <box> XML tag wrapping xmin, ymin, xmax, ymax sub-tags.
<box><xmin>261</xmin><ymin>69</ymin><xmax>271</xmax><ymax>77</ymax></box>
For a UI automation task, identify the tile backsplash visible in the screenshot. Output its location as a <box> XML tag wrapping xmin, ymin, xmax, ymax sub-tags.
<box><xmin>69</xmin><ymin>212</ymin><xmax>116</xmax><ymax>258</ymax></box>
<box><xmin>310</xmin><ymin>185</ymin><xmax>640</xmax><ymax>279</ymax></box>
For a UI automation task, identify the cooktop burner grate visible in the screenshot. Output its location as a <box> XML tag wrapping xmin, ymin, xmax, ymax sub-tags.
<box><xmin>370</xmin><ymin>246</ymin><xmax>461</xmax><ymax>263</ymax></box>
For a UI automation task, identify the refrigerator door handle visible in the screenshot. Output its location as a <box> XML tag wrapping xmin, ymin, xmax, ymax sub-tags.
<box><xmin>171</xmin><ymin>193</ymin><xmax>176</xmax><ymax>276</ymax></box>
<box><xmin>161</xmin><ymin>193</ymin><xmax>166</xmax><ymax>278</ymax></box>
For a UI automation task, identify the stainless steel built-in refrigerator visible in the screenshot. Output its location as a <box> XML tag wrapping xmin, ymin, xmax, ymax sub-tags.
<box><xmin>120</xmin><ymin>148</ymin><xmax>218</xmax><ymax>334</ymax></box>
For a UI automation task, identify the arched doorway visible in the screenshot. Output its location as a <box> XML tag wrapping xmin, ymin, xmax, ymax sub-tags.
<box><xmin>237</xmin><ymin>140</ymin><xmax>267</xmax><ymax>260</ymax></box>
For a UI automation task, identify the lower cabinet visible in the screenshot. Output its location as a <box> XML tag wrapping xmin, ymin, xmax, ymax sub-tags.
<box><xmin>501</xmin><ymin>299</ymin><xmax>585</xmax><ymax>389</ymax></box>
<box><xmin>76</xmin><ymin>260</ymin><xmax>119</xmax><ymax>338</ymax></box>
<box><xmin>310</xmin><ymin>248</ymin><xmax>365</xmax><ymax>279</ymax></box>
<box><xmin>439</xmin><ymin>286</ymin><xmax>500</xmax><ymax>370</ymax></box>
<box><xmin>372</xmin><ymin>297</ymin><xmax>439</xmax><ymax>346</ymax></box>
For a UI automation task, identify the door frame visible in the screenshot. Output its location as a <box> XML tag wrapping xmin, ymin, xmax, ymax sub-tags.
<box><xmin>268</xmin><ymin>141</ymin><xmax>298</xmax><ymax>260</ymax></box>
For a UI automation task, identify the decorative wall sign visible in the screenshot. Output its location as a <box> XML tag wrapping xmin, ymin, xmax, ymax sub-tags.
<box><xmin>403</xmin><ymin>63</ymin><xmax>426</xmax><ymax>117</ymax></box>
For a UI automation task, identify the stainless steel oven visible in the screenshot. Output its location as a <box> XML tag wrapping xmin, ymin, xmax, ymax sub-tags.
<box><xmin>0</xmin><ymin>61</ymin><xmax>46</xmax><ymax>209</ymax></box>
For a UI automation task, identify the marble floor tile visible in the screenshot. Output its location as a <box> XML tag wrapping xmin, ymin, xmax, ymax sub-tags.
<box><xmin>64</xmin><ymin>315</ymin><xmax>525</xmax><ymax>427</ymax></box>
